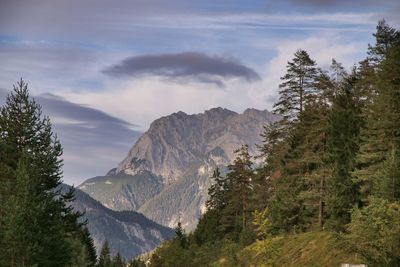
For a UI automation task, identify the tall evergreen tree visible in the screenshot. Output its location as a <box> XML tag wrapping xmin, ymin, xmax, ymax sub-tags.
<box><xmin>367</xmin><ymin>19</ymin><xmax>400</xmax><ymax>66</ymax></box>
<box><xmin>81</xmin><ymin>226</ymin><xmax>98</xmax><ymax>267</ymax></box>
<box><xmin>0</xmin><ymin>79</ymin><xmax>88</xmax><ymax>266</ymax></box>
<box><xmin>354</xmin><ymin>43</ymin><xmax>400</xmax><ymax>199</ymax></box>
<box><xmin>273</xmin><ymin>49</ymin><xmax>318</xmax><ymax>123</ymax></box>
<box><xmin>226</xmin><ymin>145</ymin><xmax>253</xmax><ymax>230</ymax></box>
<box><xmin>206</xmin><ymin>168</ymin><xmax>227</xmax><ymax>211</ymax></box>
<box><xmin>325</xmin><ymin>80</ymin><xmax>361</xmax><ymax>231</ymax></box>
<box><xmin>98</xmin><ymin>241</ymin><xmax>112</xmax><ymax>267</ymax></box>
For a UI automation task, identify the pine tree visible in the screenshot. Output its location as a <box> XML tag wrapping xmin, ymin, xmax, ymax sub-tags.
<box><xmin>81</xmin><ymin>226</ymin><xmax>98</xmax><ymax>267</ymax></box>
<box><xmin>174</xmin><ymin>222</ymin><xmax>188</xmax><ymax>248</ymax></box>
<box><xmin>252</xmin><ymin>122</ymin><xmax>287</xmax><ymax>213</ymax></box>
<box><xmin>98</xmin><ymin>241</ymin><xmax>112</xmax><ymax>267</ymax></box>
<box><xmin>325</xmin><ymin>80</ymin><xmax>361</xmax><ymax>231</ymax></box>
<box><xmin>374</xmin><ymin>147</ymin><xmax>400</xmax><ymax>202</ymax></box>
<box><xmin>220</xmin><ymin>145</ymin><xmax>254</xmax><ymax>235</ymax></box>
<box><xmin>112</xmin><ymin>252</ymin><xmax>125</xmax><ymax>267</ymax></box>
<box><xmin>354</xmin><ymin>43</ymin><xmax>400</xmax><ymax>199</ymax></box>
<box><xmin>0</xmin><ymin>79</ymin><xmax>88</xmax><ymax>266</ymax></box>
<box><xmin>367</xmin><ymin>19</ymin><xmax>400</xmax><ymax>66</ymax></box>
<box><xmin>206</xmin><ymin>168</ymin><xmax>227</xmax><ymax>211</ymax></box>
<box><xmin>273</xmin><ymin>49</ymin><xmax>318</xmax><ymax>123</ymax></box>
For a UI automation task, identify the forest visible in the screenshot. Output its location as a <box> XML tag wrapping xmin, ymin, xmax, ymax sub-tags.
<box><xmin>0</xmin><ymin>19</ymin><xmax>399</xmax><ymax>267</ymax></box>
<box><xmin>143</xmin><ymin>20</ymin><xmax>400</xmax><ymax>267</ymax></box>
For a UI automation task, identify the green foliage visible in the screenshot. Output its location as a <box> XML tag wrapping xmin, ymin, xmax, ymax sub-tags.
<box><xmin>374</xmin><ymin>147</ymin><xmax>400</xmax><ymax>201</ymax></box>
<box><xmin>127</xmin><ymin>257</ymin><xmax>146</xmax><ymax>267</ymax></box>
<box><xmin>206</xmin><ymin>168</ymin><xmax>226</xmax><ymax>211</ymax></box>
<box><xmin>112</xmin><ymin>252</ymin><xmax>125</xmax><ymax>267</ymax></box>
<box><xmin>252</xmin><ymin>208</ymin><xmax>271</xmax><ymax>239</ymax></box>
<box><xmin>80</xmin><ymin>226</ymin><xmax>98</xmax><ymax>267</ymax></box>
<box><xmin>0</xmin><ymin>80</ymin><xmax>92</xmax><ymax>267</ymax></box>
<box><xmin>367</xmin><ymin>19</ymin><xmax>400</xmax><ymax>65</ymax></box>
<box><xmin>221</xmin><ymin>144</ymin><xmax>254</xmax><ymax>235</ymax></box>
<box><xmin>346</xmin><ymin>198</ymin><xmax>400</xmax><ymax>266</ymax></box>
<box><xmin>174</xmin><ymin>222</ymin><xmax>188</xmax><ymax>248</ymax></box>
<box><xmin>98</xmin><ymin>241</ymin><xmax>112</xmax><ymax>267</ymax></box>
<box><xmin>193</xmin><ymin>209</ymin><xmax>222</xmax><ymax>245</ymax></box>
<box><xmin>326</xmin><ymin>80</ymin><xmax>361</xmax><ymax>231</ymax></box>
<box><xmin>273</xmin><ymin>48</ymin><xmax>318</xmax><ymax>122</ymax></box>
<box><xmin>354</xmin><ymin>43</ymin><xmax>400</xmax><ymax>200</ymax></box>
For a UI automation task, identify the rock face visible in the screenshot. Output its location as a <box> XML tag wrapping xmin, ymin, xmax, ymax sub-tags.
<box><xmin>117</xmin><ymin>107</ymin><xmax>279</xmax><ymax>182</ymax></box>
<box><xmin>61</xmin><ymin>184</ymin><xmax>174</xmax><ymax>260</ymax></box>
<box><xmin>79</xmin><ymin>107</ymin><xmax>279</xmax><ymax>230</ymax></box>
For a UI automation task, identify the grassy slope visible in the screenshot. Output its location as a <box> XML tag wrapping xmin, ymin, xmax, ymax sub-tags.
<box><xmin>219</xmin><ymin>231</ymin><xmax>365</xmax><ymax>267</ymax></box>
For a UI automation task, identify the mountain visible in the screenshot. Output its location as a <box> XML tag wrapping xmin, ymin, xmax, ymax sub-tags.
<box><xmin>79</xmin><ymin>107</ymin><xmax>280</xmax><ymax>230</ymax></box>
<box><xmin>61</xmin><ymin>184</ymin><xmax>175</xmax><ymax>260</ymax></box>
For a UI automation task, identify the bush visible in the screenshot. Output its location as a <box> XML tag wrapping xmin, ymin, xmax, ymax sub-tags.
<box><xmin>346</xmin><ymin>197</ymin><xmax>400</xmax><ymax>267</ymax></box>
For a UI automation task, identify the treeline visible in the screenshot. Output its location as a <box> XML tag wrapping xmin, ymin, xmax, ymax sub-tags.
<box><xmin>147</xmin><ymin>20</ymin><xmax>400</xmax><ymax>267</ymax></box>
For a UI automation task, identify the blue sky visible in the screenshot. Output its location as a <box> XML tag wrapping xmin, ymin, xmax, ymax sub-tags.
<box><xmin>0</xmin><ymin>0</ymin><xmax>399</xmax><ymax>184</ymax></box>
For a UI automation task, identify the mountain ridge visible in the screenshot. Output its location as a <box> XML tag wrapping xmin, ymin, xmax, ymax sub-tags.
<box><xmin>61</xmin><ymin>184</ymin><xmax>174</xmax><ymax>260</ymax></box>
<box><xmin>116</xmin><ymin>107</ymin><xmax>279</xmax><ymax>182</ymax></box>
<box><xmin>79</xmin><ymin>107</ymin><xmax>280</xmax><ymax>230</ymax></box>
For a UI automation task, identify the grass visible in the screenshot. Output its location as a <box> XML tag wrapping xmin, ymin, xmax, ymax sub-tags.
<box><xmin>236</xmin><ymin>231</ymin><xmax>366</xmax><ymax>267</ymax></box>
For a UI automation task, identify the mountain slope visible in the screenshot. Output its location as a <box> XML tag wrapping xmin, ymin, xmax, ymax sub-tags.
<box><xmin>79</xmin><ymin>169</ymin><xmax>163</xmax><ymax>211</ymax></box>
<box><xmin>79</xmin><ymin>107</ymin><xmax>280</xmax><ymax>230</ymax></box>
<box><xmin>62</xmin><ymin>184</ymin><xmax>174</xmax><ymax>260</ymax></box>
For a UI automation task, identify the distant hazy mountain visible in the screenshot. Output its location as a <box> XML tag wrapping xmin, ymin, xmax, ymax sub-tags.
<box><xmin>61</xmin><ymin>184</ymin><xmax>174</xmax><ymax>260</ymax></box>
<box><xmin>79</xmin><ymin>107</ymin><xmax>279</xmax><ymax>230</ymax></box>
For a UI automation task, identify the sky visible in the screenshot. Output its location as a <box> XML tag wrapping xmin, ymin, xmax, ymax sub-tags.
<box><xmin>0</xmin><ymin>0</ymin><xmax>399</xmax><ymax>185</ymax></box>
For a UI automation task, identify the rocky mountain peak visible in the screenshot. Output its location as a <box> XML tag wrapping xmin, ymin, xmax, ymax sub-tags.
<box><xmin>204</xmin><ymin>107</ymin><xmax>237</xmax><ymax>116</ymax></box>
<box><xmin>116</xmin><ymin>107</ymin><xmax>280</xmax><ymax>183</ymax></box>
<box><xmin>80</xmin><ymin>106</ymin><xmax>281</xmax><ymax>230</ymax></box>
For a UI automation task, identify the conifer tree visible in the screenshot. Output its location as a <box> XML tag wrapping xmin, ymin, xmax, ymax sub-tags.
<box><xmin>325</xmin><ymin>80</ymin><xmax>361</xmax><ymax>230</ymax></box>
<box><xmin>81</xmin><ymin>226</ymin><xmax>98</xmax><ymax>266</ymax></box>
<box><xmin>98</xmin><ymin>241</ymin><xmax>112</xmax><ymax>267</ymax></box>
<box><xmin>374</xmin><ymin>148</ymin><xmax>400</xmax><ymax>201</ymax></box>
<box><xmin>273</xmin><ymin>49</ymin><xmax>318</xmax><ymax>123</ymax></box>
<box><xmin>206</xmin><ymin>168</ymin><xmax>226</xmax><ymax>211</ymax></box>
<box><xmin>252</xmin><ymin>122</ymin><xmax>287</xmax><ymax>213</ymax></box>
<box><xmin>0</xmin><ymin>79</ymin><xmax>89</xmax><ymax>266</ymax></box>
<box><xmin>354</xmin><ymin>42</ymin><xmax>400</xmax><ymax>199</ymax></box>
<box><xmin>367</xmin><ymin>19</ymin><xmax>400</xmax><ymax>66</ymax></box>
<box><xmin>220</xmin><ymin>145</ymin><xmax>254</xmax><ymax>234</ymax></box>
<box><xmin>174</xmin><ymin>221</ymin><xmax>188</xmax><ymax>248</ymax></box>
<box><xmin>112</xmin><ymin>252</ymin><xmax>125</xmax><ymax>267</ymax></box>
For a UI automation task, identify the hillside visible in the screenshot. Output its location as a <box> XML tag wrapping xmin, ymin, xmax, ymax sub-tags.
<box><xmin>60</xmin><ymin>184</ymin><xmax>175</xmax><ymax>260</ymax></box>
<box><xmin>238</xmin><ymin>232</ymin><xmax>365</xmax><ymax>267</ymax></box>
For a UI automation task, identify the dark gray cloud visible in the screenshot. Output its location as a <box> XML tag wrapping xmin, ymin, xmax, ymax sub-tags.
<box><xmin>0</xmin><ymin>88</ymin><xmax>141</xmax><ymax>185</ymax></box>
<box><xmin>102</xmin><ymin>52</ymin><xmax>260</xmax><ymax>87</ymax></box>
